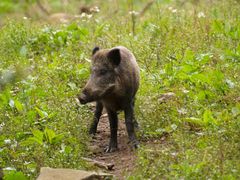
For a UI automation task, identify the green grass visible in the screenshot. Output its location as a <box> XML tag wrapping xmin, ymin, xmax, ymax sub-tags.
<box><xmin>0</xmin><ymin>0</ymin><xmax>240</xmax><ymax>179</ymax></box>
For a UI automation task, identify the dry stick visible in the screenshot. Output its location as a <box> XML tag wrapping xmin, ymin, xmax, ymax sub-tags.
<box><xmin>36</xmin><ymin>0</ymin><xmax>50</xmax><ymax>15</ymax></box>
<box><xmin>129</xmin><ymin>0</ymin><xmax>136</xmax><ymax>36</ymax></box>
<box><xmin>82</xmin><ymin>157</ymin><xmax>115</xmax><ymax>171</ymax></box>
<box><xmin>130</xmin><ymin>0</ymin><xmax>155</xmax><ymax>36</ymax></box>
<box><xmin>139</xmin><ymin>0</ymin><xmax>155</xmax><ymax>18</ymax></box>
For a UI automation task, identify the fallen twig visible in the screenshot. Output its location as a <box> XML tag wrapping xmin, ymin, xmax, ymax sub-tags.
<box><xmin>36</xmin><ymin>0</ymin><xmax>50</xmax><ymax>15</ymax></box>
<box><xmin>82</xmin><ymin>157</ymin><xmax>114</xmax><ymax>171</ymax></box>
<box><xmin>139</xmin><ymin>0</ymin><xmax>155</xmax><ymax>17</ymax></box>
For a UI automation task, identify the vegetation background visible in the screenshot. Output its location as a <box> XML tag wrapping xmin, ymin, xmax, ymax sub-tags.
<box><xmin>0</xmin><ymin>0</ymin><xmax>239</xmax><ymax>179</ymax></box>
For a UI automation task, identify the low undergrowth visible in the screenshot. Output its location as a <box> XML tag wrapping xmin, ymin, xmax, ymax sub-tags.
<box><xmin>0</xmin><ymin>0</ymin><xmax>239</xmax><ymax>179</ymax></box>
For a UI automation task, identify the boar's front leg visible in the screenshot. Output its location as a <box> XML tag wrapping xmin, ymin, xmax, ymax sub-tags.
<box><xmin>124</xmin><ymin>102</ymin><xmax>139</xmax><ymax>149</ymax></box>
<box><xmin>132</xmin><ymin>98</ymin><xmax>139</xmax><ymax>129</ymax></box>
<box><xmin>89</xmin><ymin>101</ymin><xmax>103</xmax><ymax>135</ymax></box>
<box><xmin>105</xmin><ymin>109</ymin><xmax>118</xmax><ymax>153</ymax></box>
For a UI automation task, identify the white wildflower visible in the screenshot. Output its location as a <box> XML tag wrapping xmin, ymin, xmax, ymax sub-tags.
<box><xmin>129</xmin><ymin>11</ymin><xmax>139</xmax><ymax>16</ymax></box>
<box><xmin>0</xmin><ymin>122</ymin><xmax>5</xmax><ymax>132</ymax></box>
<box><xmin>197</xmin><ymin>11</ymin><xmax>206</xmax><ymax>18</ymax></box>
<box><xmin>80</xmin><ymin>13</ymin><xmax>86</xmax><ymax>18</ymax></box>
<box><xmin>4</xmin><ymin>167</ymin><xmax>16</xmax><ymax>171</ymax></box>
<box><xmin>172</xmin><ymin>9</ymin><xmax>177</xmax><ymax>13</ymax></box>
<box><xmin>168</xmin><ymin>6</ymin><xmax>177</xmax><ymax>13</ymax></box>
<box><xmin>4</xmin><ymin>139</ymin><xmax>11</xmax><ymax>144</ymax></box>
<box><xmin>24</xmin><ymin>161</ymin><xmax>31</xmax><ymax>165</ymax></box>
<box><xmin>182</xmin><ymin>89</ymin><xmax>189</xmax><ymax>94</ymax></box>
<box><xmin>226</xmin><ymin>79</ymin><xmax>235</xmax><ymax>88</ymax></box>
<box><xmin>178</xmin><ymin>108</ymin><xmax>187</xmax><ymax>115</ymax></box>
<box><xmin>87</xmin><ymin>14</ymin><xmax>92</xmax><ymax>19</ymax></box>
<box><xmin>90</xmin><ymin>6</ymin><xmax>100</xmax><ymax>13</ymax></box>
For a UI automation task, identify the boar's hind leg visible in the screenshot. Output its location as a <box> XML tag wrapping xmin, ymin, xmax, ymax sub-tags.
<box><xmin>124</xmin><ymin>102</ymin><xmax>139</xmax><ymax>149</ymax></box>
<box><xmin>105</xmin><ymin>109</ymin><xmax>118</xmax><ymax>153</ymax></box>
<box><xmin>89</xmin><ymin>101</ymin><xmax>103</xmax><ymax>135</ymax></box>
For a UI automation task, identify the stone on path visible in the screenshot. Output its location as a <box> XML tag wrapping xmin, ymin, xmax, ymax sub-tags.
<box><xmin>37</xmin><ymin>167</ymin><xmax>113</xmax><ymax>180</ymax></box>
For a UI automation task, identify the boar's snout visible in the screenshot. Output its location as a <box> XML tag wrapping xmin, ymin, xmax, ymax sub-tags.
<box><xmin>78</xmin><ymin>89</ymin><xmax>92</xmax><ymax>104</ymax></box>
<box><xmin>78</xmin><ymin>93</ymin><xmax>88</xmax><ymax>104</ymax></box>
<box><xmin>78</xmin><ymin>82</ymin><xmax>116</xmax><ymax>104</ymax></box>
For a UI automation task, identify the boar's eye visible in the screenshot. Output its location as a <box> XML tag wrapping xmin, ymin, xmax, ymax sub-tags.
<box><xmin>99</xmin><ymin>69</ymin><xmax>107</xmax><ymax>75</ymax></box>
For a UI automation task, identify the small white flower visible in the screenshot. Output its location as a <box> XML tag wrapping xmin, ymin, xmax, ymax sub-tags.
<box><xmin>178</xmin><ymin>108</ymin><xmax>187</xmax><ymax>115</ymax></box>
<box><xmin>90</xmin><ymin>6</ymin><xmax>100</xmax><ymax>13</ymax></box>
<box><xmin>9</xmin><ymin>99</ymin><xmax>15</xmax><ymax>108</ymax></box>
<box><xmin>196</xmin><ymin>132</ymin><xmax>204</xmax><ymax>136</ymax></box>
<box><xmin>197</xmin><ymin>12</ymin><xmax>206</xmax><ymax>18</ymax></box>
<box><xmin>87</xmin><ymin>14</ymin><xmax>92</xmax><ymax>19</ymax></box>
<box><xmin>129</xmin><ymin>11</ymin><xmax>139</xmax><ymax>16</ymax></box>
<box><xmin>24</xmin><ymin>161</ymin><xmax>31</xmax><ymax>165</ymax></box>
<box><xmin>226</xmin><ymin>79</ymin><xmax>235</xmax><ymax>88</ymax></box>
<box><xmin>182</xmin><ymin>89</ymin><xmax>189</xmax><ymax>94</ymax></box>
<box><xmin>3</xmin><ymin>167</ymin><xmax>16</xmax><ymax>171</ymax></box>
<box><xmin>0</xmin><ymin>122</ymin><xmax>5</xmax><ymax>131</ymax></box>
<box><xmin>172</xmin><ymin>9</ymin><xmax>177</xmax><ymax>13</ymax></box>
<box><xmin>4</xmin><ymin>139</ymin><xmax>11</xmax><ymax>144</ymax></box>
<box><xmin>80</xmin><ymin>13</ymin><xmax>86</xmax><ymax>18</ymax></box>
<box><xmin>23</xmin><ymin>16</ymin><xmax>28</xmax><ymax>20</ymax></box>
<box><xmin>168</xmin><ymin>7</ymin><xmax>177</xmax><ymax>13</ymax></box>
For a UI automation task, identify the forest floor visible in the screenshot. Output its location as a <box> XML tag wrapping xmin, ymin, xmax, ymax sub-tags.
<box><xmin>89</xmin><ymin>113</ymin><xmax>137</xmax><ymax>179</ymax></box>
<box><xmin>88</xmin><ymin>112</ymin><xmax>168</xmax><ymax>179</ymax></box>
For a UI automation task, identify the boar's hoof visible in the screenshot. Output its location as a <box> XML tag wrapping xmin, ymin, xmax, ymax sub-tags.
<box><xmin>129</xmin><ymin>140</ymin><xmax>140</xmax><ymax>149</ymax></box>
<box><xmin>104</xmin><ymin>145</ymin><xmax>118</xmax><ymax>153</ymax></box>
<box><xmin>133</xmin><ymin>120</ymin><xmax>140</xmax><ymax>130</ymax></box>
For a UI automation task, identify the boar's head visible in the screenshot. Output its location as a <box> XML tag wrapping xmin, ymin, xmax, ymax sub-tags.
<box><xmin>78</xmin><ymin>47</ymin><xmax>121</xmax><ymax>104</ymax></box>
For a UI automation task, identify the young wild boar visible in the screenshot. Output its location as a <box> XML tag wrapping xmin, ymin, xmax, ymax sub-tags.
<box><xmin>78</xmin><ymin>46</ymin><xmax>140</xmax><ymax>152</ymax></box>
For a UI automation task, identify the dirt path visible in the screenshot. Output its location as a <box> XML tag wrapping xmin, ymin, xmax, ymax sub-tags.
<box><xmin>89</xmin><ymin>113</ymin><xmax>137</xmax><ymax>179</ymax></box>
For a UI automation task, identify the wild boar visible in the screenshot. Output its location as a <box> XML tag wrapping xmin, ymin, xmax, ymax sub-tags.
<box><xmin>78</xmin><ymin>46</ymin><xmax>140</xmax><ymax>152</ymax></box>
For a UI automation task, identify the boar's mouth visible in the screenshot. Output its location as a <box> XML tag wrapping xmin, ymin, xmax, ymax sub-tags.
<box><xmin>78</xmin><ymin>93</ymin><xmax>93</xmax><ymax>104</ymax></box>
<box><xmin>79</xmin><ymin>84</ymin><xmax>115</xmax><ymax>104</ymax></box>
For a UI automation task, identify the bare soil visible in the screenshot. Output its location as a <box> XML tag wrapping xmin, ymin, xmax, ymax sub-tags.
<box><xmin>89</xmin><ymin>113</ymin><xmax>137</xmax><ymax>179</ymax></box>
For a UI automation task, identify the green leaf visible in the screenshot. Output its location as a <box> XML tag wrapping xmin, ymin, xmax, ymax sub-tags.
<box><xmin>52</xmin><ymin>134</ymin><xmax>64</xmax><ymax>144</ymax></box>
<box><xmin>22</xmin><ymin>129</ymin><xmax>44</xmax><ymax>146</ymax></box>
<box><xmin>27</xmin><ymin>137</ymin><xmax>43</xmax><ymax>145</ymax></box>
<box><xmin>203</xmin><ymin>110</ymin><xmax>218</xmax><ymax>126</ymax></box>
<box><xmin>67</xmin><ymin>82</ymin><xmax>77</xmax><ymax>90</ymax></box>
<box><xmin>4</xmin><ymin>171</ymin><xmax>27</xmax><ymax>180</ymax></box>
<box><xmin>32</xmin><ymin>129</ymin><xmax>44</xmax><ymax>142</ymax></box>
<box><xmin>35</xmin><ymin>107</ymin><xmax>48</xmax><ymax>118</ymax></box>
<box><xmin>14</xmin><ymin>100</ymin><xmax>24</xmax><ymax>113</ymax></box>
<box><xmin>190</xmin><ymin>73</ymin><xmax>210</xmax><ymax>84</ymax></box>
<box><xmin>77</xmin><ymin>68</ymin><xmax>89</xmax><ymax>79</ymax></box>
<box><xmin>196</xmin><ymin>91</ymin><xmax>206</xmax><ymax>101</ymax></box>
<box><xmin>185</xmin><ymin>117</ymin><xmax>205</xmax><ymax>126</ymax></box>
<box><xmin>44</xmin><ymin>128</ymin><xmax>56</xmax><ymax>144</ymax></box>
<box><xmin>184</xmin><ymin>49</ymin><xmax>195</xmax><ymax>62</ymax></box>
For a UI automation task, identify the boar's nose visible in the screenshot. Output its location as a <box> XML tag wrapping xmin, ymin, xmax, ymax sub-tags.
<box><xmin>78</xmin><ymin>89</ymin><xmax>89</xmax><ymax>104</ymax></box>
<box><xmin>78</xmin><ymin>93</ymin><xmax>87</xmax><ymax>104</ymax></box>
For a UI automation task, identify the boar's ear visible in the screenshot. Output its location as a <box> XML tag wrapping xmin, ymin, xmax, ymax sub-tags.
<box><xmin>107</xmin><ymin>48</ymin><xmax>121</xmax><ymax>66</ymax></box>
<box><xmin>92</xmin><ymin>46</ymin><xmax>100</xmax><ymax>55</ymax></box>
